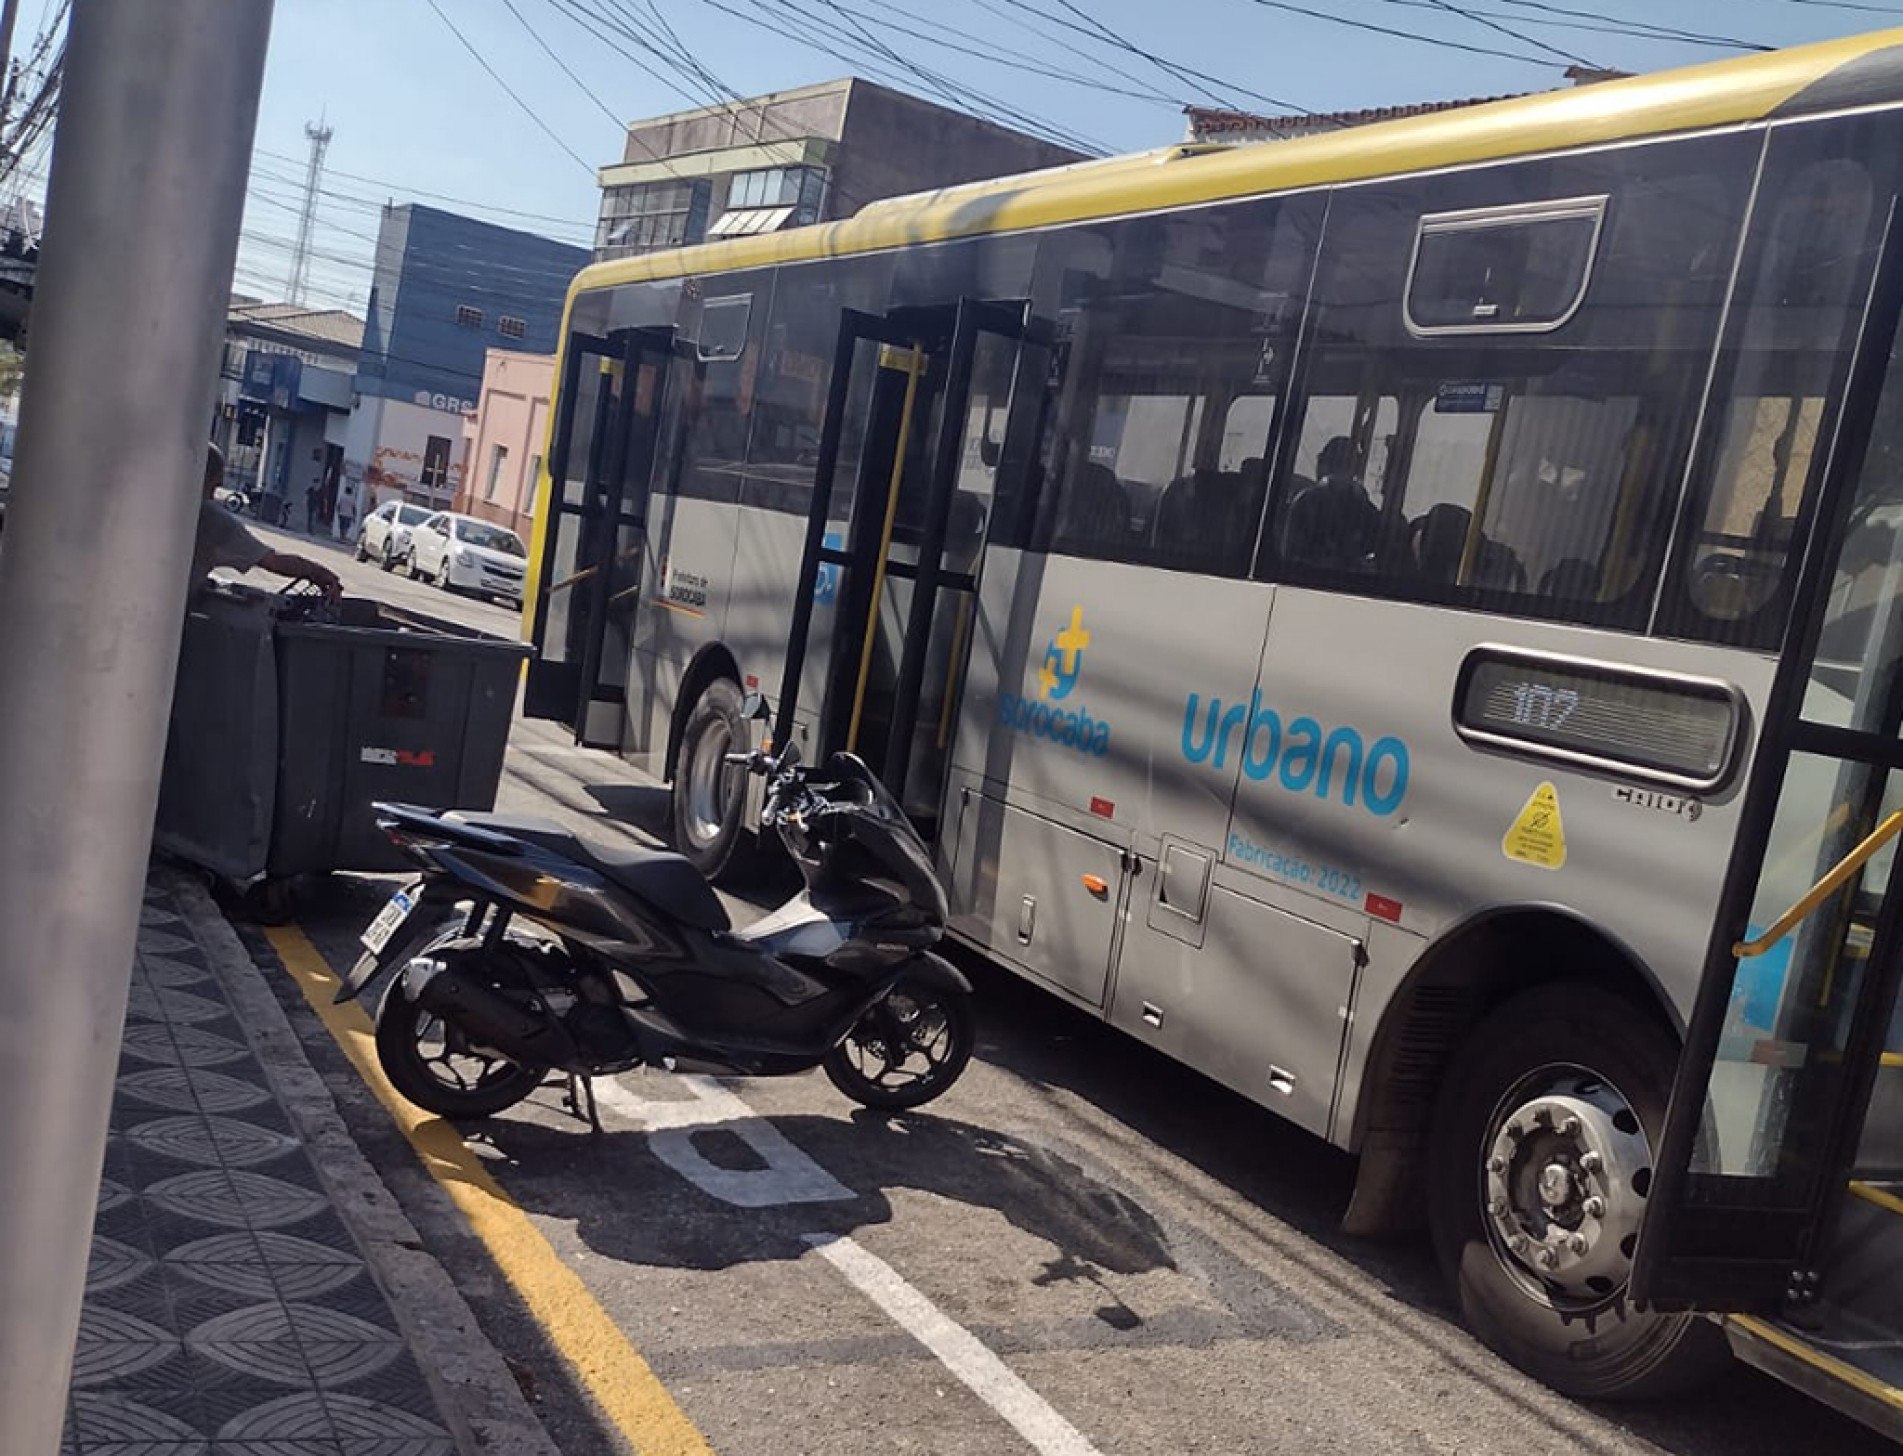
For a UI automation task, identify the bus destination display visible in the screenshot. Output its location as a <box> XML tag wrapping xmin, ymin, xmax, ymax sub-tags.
<box><xmin>1455</xmin><ymin>650</ymin><xmax>1739</xmax><ymax>788</ymax></box>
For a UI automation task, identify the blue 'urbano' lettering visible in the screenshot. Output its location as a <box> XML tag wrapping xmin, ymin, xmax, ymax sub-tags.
<box><xmin>1180</xmin><ymin>691</ymin><xmax>1408</xmax><ymax>816</ymax></box>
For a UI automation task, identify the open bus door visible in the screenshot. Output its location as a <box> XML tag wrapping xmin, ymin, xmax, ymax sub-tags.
<box><xmin>526</xmin><ymin>326</ymin><xmax>673</xmax><ymax>746</ymax></box>
<box><xmin>774</xmin><ymin>299</ymin><xmax>1051</xmax><ymax>837</ymax></box>
<box><xmin>1633</xmin><ymin>202</ymin><xmax>1903</xmax><ymax>1436</ymax></box>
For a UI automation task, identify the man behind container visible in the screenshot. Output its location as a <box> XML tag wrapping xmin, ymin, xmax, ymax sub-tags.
<box><xmin>192</xmin><ymin>444</ymin><xmax>341</xmax><ymax>599</ymax></box>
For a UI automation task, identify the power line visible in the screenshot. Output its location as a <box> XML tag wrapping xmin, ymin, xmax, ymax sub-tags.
<box><xmin>987</xmin><ymin>0</ymin><xmax>1312</xmax><ymax>116</ymax></box>
<box><xmin>419</xmin><ymin>0</ymin><xmax>598</xmax><ymax>176</ymax></box>
<box><xmin>496</xmin><ymin>0</ymin><xmax>625</xmax><ymax>129</ymax></box>
<box><xmin>1238</xmin><ymin>0</ymin><xmax>1558</xmax><ymax>66</ymax></box>
<box><xmin>1408</xmin><ymin>0</ymin><xmax>1603</xmax><ymax>68</ymax></box>
<box><xmin>253</xmin><ymin>145</ymin><xmax>595</xmax><ymax>231</ymax></box>
<box><xmin>1443</xmin><ymin>0</ymin><xmax>1769</xmax><ymax>51</ymax></box>
<box><xmin>776</xmin><ymin>0</ymin><xmax>1108</xmax><ymax>152</ymax></box>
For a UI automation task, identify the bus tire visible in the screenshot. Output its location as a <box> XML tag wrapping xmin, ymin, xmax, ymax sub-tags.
<box><xmin>1427</xmin><ymin>984</ymin><xmax>1728</xmax><ymax>1401</ymax></box>
<box><xmin>671</xmin><ymin>677</ymin><xmax>760</xmax><ymax>884</ymax></box>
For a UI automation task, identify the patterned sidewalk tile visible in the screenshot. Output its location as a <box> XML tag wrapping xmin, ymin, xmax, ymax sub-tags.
<box><xmin>63</xmin><ymin>881</ymin><xmax>454</xmax><ymax>1456</ymax></box>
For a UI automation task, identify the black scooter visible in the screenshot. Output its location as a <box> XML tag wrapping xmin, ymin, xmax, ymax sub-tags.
<box><xmin>338</xmin><ymin>697</ymin><xmax>975</xmax><ymax>1119</ymax></box>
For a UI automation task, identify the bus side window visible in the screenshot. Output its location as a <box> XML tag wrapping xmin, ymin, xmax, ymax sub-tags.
<box><xmin>1270</xmin><ymin>142</ymin><xmax>1753</xmax><ymax>625</ymax></box>
<box><xmin>1038</xmin><ymin>195</ymin><xmax>1321</xmax><ymax>576</ymax></box>
<box><xmin>1662</xmin><ymin>142</ymin><xmax>1884</xmax><ymax>648</ymax></box>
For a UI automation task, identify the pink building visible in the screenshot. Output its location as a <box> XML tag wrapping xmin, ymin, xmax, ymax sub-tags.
<box><xmin>455</xmin><ymin>348</ymin><xmax>555</xmax><ymax>540</ymax></box>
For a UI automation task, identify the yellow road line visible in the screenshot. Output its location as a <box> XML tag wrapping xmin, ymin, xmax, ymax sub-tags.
<box><xmin>263</xmin><ymin>923</ymin><xmax>714</xmax><ymax>1456</ymax></box>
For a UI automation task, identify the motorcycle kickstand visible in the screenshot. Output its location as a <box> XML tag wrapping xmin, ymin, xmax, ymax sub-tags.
<box><xmin>563</xmin><ymin>1073</ymin><xmax>604</xmax><ymax>1135</ymax></box>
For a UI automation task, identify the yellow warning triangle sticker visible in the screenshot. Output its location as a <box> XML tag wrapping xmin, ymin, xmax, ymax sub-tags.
<box><xmin>1503</xmin><ymin>781</ymin><xmax>1567</xmax><ymax>870</ymax></box>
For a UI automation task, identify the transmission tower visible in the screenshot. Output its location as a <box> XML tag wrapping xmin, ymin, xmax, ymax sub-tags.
<box><xmin>286</xmin><ymin>117</ymin><xmax>331</xmax><ymax>305</ymax></box>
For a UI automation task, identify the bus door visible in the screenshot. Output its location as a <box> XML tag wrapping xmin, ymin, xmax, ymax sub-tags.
<box><xmin>1633</xmin><ymin>236</ymin><xmax>1903</xmax><ymax>1337</ymax></box>
<box><xmin>777</xmin><ymin>299</ymin><xmax>1046</xmax><ymax>834</ymax></box>
<box><xmin>526</xmin><ymin>326</ymin><xmax>674</xmax><ymax>746</ymax></box>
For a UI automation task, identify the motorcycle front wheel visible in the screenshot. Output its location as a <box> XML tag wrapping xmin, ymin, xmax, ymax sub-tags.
<box><xmin>374</xmin><ymin>983</ymin><xmax>547</xmax><ymax>1119</ymax></box>
<box><xmin>823</xmin><ymin>978</ymin><xmax>975</xmax><ymax>1110</ymax></box>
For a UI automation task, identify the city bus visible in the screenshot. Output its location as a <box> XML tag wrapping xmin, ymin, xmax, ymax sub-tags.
<box><xmin>524</xmin><ymin>29</ymin><xmax>1903</xmax><ymax>1432</ymax></box>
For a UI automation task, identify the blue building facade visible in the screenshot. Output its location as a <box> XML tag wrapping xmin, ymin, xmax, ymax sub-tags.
<box><xmin>357</xmin><ymin>204</ymin><xmax>587</xmax><ymax>415</ymax></box>
<box><xmin>345</xmin><ymin>204</ymin><xmax>587</xmax><ymax>511</ymax></box>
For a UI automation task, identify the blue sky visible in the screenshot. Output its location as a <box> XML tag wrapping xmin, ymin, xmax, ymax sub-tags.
<box><xmin>15</xmin><ymin>0</ymin><xmax>1896</xmax><ymax>314</ymax></box>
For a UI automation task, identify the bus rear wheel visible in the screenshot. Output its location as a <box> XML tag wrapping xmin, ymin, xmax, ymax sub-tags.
<box><xmin>1427</xmin><ymin>985</ymin><xmax>1727</xmax><ymax>1401</ymax></box>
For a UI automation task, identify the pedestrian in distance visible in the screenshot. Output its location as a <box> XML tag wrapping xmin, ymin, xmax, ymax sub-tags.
<box><xmin>194</xmin><ymin>444</ymin><xmax>342</xmax><ymax>601</ymax></box>
<box><xmin>304</xmin><ymin>482</ymin><xmax>320</xmax><ymax>533</ymax></box>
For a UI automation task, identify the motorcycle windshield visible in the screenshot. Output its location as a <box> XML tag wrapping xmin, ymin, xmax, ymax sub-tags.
<box><xmin>821</xmin><ymin>753</ymin><xmax>949</xmax><ymax>925</ymax></box>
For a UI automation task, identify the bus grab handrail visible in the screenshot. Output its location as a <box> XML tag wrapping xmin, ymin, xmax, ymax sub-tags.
<box><xmin>1734</xmin><ymin>808</ymin><xmax>1903</xmax><ymax>958</ymax></box>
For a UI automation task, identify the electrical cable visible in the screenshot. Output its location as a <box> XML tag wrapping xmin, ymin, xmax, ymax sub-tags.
<box><xmin>1408</xmin><ymin>0</ymin><xmax>1604</xmax><ymax>68</ymax></box>
<box><xmin>1238</xmin><ymin>0</ymin><xmax>1559</xmax><ymax>66</ymax></box>
<box><xmin>1484</xmin><ymin>0</ymin><xmax>1769</xmax><ymax>50</ymax></box>
<box><xmin>418</xmin><ymin>0</ymin><xmax>599</xmax><ymax>176</ymax></box>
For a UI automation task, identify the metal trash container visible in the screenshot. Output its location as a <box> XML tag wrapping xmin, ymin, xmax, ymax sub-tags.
<box><xmin>156</xmin><ymin>584</ymin><xmax>531</xmax><ymax>887</ymax></box>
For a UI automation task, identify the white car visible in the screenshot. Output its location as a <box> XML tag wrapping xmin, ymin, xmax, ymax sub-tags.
<box><xmin>356</xmin><ymin>500</ymin><xmax>434</xmax><ymax>571</ymax></box>
<box><xmin>404</xmin><ymin>511</ymin><xmax>528</xmax><ymax>607</ymax></box>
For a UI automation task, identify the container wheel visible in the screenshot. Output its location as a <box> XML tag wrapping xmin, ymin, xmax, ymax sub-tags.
<box><xmin>1427</xmin><ymin>984</ymin><xmax>1728</xmax><ymax>1400</ymax></box>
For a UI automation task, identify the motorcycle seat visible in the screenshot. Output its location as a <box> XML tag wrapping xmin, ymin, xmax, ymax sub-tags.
<box><xmin>449</xmin><ymin>812</ymin><xmax>731</xmax><ymax>932</ymax></box>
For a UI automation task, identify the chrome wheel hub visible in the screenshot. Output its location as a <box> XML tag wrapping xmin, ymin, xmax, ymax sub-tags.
<box><xmin>1481</xmin><ymin>1067</ymin><xmax>1651</xmax><ymax>1303</ymax></box>
<box><xmin>683</xmin><ymin>716</ymin><xmax>735</xmax><ymax>847</ymax></box>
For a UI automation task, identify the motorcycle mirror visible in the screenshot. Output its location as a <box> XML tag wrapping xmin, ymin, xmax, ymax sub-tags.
<box><xmin>740</xmin><ymin>691</ymin><xmax>771</xmax><ymax>721</ymax></box>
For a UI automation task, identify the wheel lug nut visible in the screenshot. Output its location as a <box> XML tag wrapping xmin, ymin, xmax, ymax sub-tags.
<box><xmin>1490</xmin><ymin>1196</ymin><xmax>1508</xmax><ymax>1216</ymax></box>
<box><xmin>1505</xmin><ymin>1121</ymin><xmax>1525</xmax><ymax>1140</ymax></box>
<box><xmin>1560</xmin><ymin>1116</ymin><xmax>1581</xmax><ymax>1137</ymax></box>
<box><xmin>1583</xmin><ymin>1196</ymin><xmax>1607</xmax><ymax>1218</ymax></box>
<box><xmin>1510</xmin><ymin>1236</ymin><xmax>1528</xmax><ymax>1254</ymax></box>
<box><xmin>1570</xmin><ymin>1233</ymin><xmax>1590</xmax><ymax>1255</ymax></box>
<box><xmin>1531</xmin><ymin>1106</ymin><xmax>1551</xmax><ymax>1127</ymax></box>
<box><xmin>1580</xmin><ymin>1152</ymin><xmax>1602</xmax><ymax>1174</ymax></box>
<box><xmin>1537</xmin><ymin>1248</ymin><xmax>1558</xmax><ymax>1269</ymax></box>
<box><xmin>1487</xmin><ymin>1156</ymin><xmax>1506</xmax><ymax>1174</ymax></box>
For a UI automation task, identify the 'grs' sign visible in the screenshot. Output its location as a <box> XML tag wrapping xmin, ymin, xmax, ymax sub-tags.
<box><xmin>1180</xmin><ymin>689</ymin><xmax>1409</xmax><ymax>816</ymax></box>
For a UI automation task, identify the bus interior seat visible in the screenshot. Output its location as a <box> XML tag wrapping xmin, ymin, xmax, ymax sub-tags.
<box><xmin>1152</xmin><ymin>466</ymin><xmax>1258</xmax><ymax>567</ymax></box>
<box><xmin>1410</xmin><ymin>504</ymin><xmax>1526</xmax><ymax>591</ymax></box>
<box><xmin>1539</xmin><ymin>558</ymin><xmax>1601</xmax><ymax>601</ymax></box>
<box><xmin>1690</xmin><ymin>549</ymin><xmax>1785</xmax><ymax>620</ymax></box>
<box><xmin>1054</xmin><ymin>461</ymin><xmax>1132</xmax><ymax>554</ymax></box>
<box><xmin>1281</xmin><ymin>474</ymin><xmax>1380</xmax><ymax>569</ymax></box>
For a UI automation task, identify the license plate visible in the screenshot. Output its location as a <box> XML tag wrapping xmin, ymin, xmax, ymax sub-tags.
<box><xmin>361</xmin><ymin>889</ymin><xmax>414</xmax><ymax>954</ymax></box>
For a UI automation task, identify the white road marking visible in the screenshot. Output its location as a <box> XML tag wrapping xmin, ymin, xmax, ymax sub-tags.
<box><xmin>596</xmin><ymin>1073</ymin><xmax>1105</xmax><ymax>1453</ymax></box>
<box><xmin>806</xmin><ymin>1233</ymin><xmax>1106</xmax><ymax>1456</ymax></box>
<box><xmin>593</xmin><ymin>1074</ymin><xmax>853</xmax><ymax>1206</ymax></box>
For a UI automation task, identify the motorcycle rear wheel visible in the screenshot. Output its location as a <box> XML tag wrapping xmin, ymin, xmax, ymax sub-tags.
<box><xmin>374</xmin><ymin>983</ymin><xmax>547</xmax><ymax>1118</ymax></box>
<box><xmin>823</xmin><ymin>979</ymin><xmax>975</xmax><ymax>1110</ymax></box>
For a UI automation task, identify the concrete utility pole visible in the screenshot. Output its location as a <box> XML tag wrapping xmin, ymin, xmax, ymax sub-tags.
<box><xmin>0</xmin><ymin>4</ymin><xmax>274</xmax><ymax>1453</ymax></box>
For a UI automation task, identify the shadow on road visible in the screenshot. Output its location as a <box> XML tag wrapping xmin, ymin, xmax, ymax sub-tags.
<box><xmin>581</xmin><ymin>782</ymin><xmax>673</xmax><ymax>840</ymax></box>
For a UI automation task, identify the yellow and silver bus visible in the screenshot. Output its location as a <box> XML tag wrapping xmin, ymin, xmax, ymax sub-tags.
<box><xmin>524</xmin><ymin>29</ymin><xmax>1903</xmax><ymax>1431</ymax></box>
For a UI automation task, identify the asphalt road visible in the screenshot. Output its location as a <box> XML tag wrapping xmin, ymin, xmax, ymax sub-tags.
<box><xmin>247</xmin><ymin>538</ymin><xmax>1896</xmax><ymax>1456</ymax></box>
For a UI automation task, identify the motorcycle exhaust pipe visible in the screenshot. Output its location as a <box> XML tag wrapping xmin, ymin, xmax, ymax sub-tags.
<box><xmin>404</xmin><ymin>961</ymin><xmax>581</xmax><ymax>1070</ymax></box>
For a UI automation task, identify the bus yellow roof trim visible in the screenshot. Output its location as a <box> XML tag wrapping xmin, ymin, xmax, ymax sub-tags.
<box><xmin>568</xmin><ymin>27</ymin><xmax>1903</xmax><ymax>303</ymax></box>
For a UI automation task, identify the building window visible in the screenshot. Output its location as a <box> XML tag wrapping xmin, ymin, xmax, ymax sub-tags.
<box><xmin>595</xmin><ymin>177</ymin><xmax>712</xmax><ymax>258</ymax></box>
<box><xmin>725</xmin><ymin>166</ymin><xmax>826</xmax><ymax>225</ymax></box>
<box><xmin>456</xmin><ymin>305</ymin><xmax>484</xmax><ymax>329</ymax></box>
<box><xmin>421</xmin><ymin>434</ymin><xmax>453</xmax><ymax>494</ymax></box>
<box><xmin>485</xmin><ymin>442</ymin><xmax>509</xmax><ymax>501</ymax></box>
<box><xmin>498</xmin><ymin>314</ymin><xmax>527</xmax><ymax>339</ymax></box>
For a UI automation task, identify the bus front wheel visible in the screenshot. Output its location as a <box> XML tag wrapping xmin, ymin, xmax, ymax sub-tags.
<box><xmin>1427</xmin><ymin>985</ymin><xmax>1728</xmax><ymax>1401</ymax></box>
<box><xmin>671</xmin><ymin>677</ymin><xmax>759</xmax><ymax>883</ymax></box>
